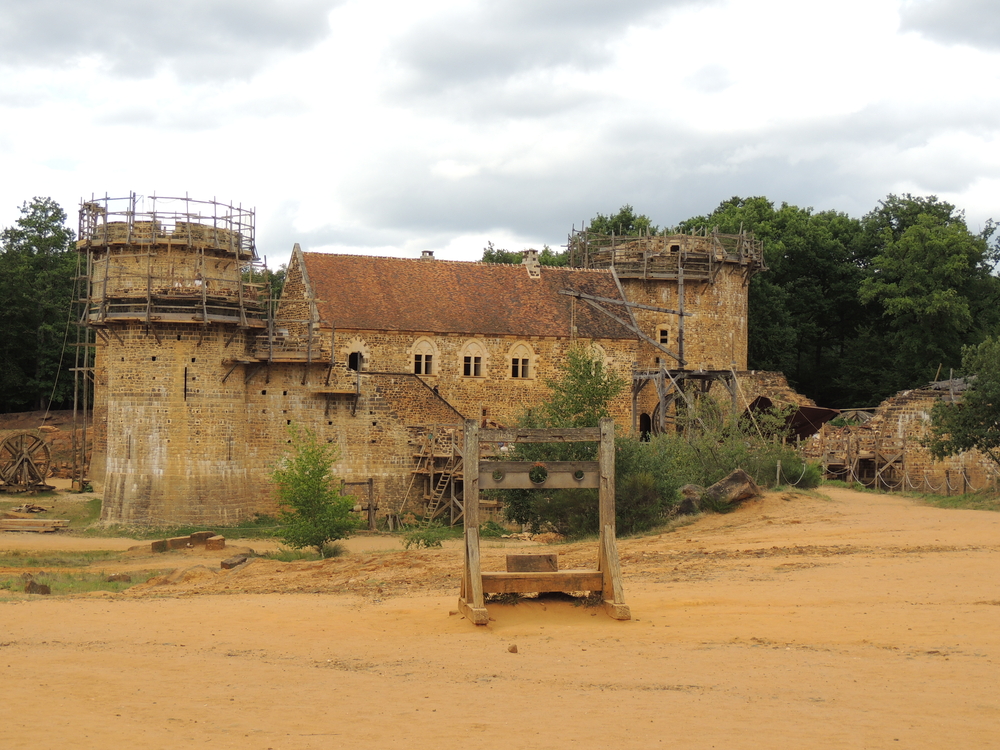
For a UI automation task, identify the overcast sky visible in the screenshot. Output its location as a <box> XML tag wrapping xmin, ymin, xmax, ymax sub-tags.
<box><xmin>1</xmin><ymin>0</ymin><xmax>998</xmax><ymax>268</ymax></box>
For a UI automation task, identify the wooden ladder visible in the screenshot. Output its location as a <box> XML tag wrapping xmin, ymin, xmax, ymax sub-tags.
<box><xmin>422</xmin><ymin>452</ymin><xmax>458</xmax><ymax>524</ymax></box>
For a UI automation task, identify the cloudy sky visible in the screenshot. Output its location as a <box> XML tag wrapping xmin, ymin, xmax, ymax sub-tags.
<box><xmin>1</xmin><ymin>0</ymin><xmax>998</xmax><ymax>267</ymax></box>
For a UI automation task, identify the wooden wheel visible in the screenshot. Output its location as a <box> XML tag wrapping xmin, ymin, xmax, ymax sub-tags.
<box><xmin>0</xmin><ymin>432</ymin><xmax>52</xmax><ymax>489</ymax></box>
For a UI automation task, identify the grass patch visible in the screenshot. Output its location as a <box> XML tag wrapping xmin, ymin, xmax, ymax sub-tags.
<box><xmin>920</xmin><ymin>492</ymin><xmax>1000</xmax><ymax>512</ymax></box>
<box><xmin>261</xmin><ymin>542</ymin><xmax>347</xmax><ymax>562</ymax></box>
<box><xmin>79</xmin><ymin>514</ymin><xmax>285</xmax><ymax>540</ymax></box>
<box><xmin>0</xmin><ymin>569</ymin><xmax>163</xmax><ymax>597</ymax></box>
<box><xmin>0</xmin><ymin>496</ymin><xmax>102</xmax><ymax>528</ymax></box>
<box><xmin>0</xmin><ymin>549</ymin><xmax>123</xmax><ymax>568</ymax></box>
<box><xmin>403</xmin><ymin>524</ymin><xmax>462</xmax><ymax>549</ymax></box>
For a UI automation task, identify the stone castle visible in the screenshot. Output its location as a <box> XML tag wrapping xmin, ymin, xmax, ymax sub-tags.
<box><xmin>78</xmin><ymin>194</ymin><xmax>800</xmax><ymax>526</ymax></box>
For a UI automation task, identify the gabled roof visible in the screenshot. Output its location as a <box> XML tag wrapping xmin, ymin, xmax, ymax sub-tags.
<box><xmin>299</xmin><ymin>253</ymin><xmax>635</xmax><ymax>340</ymax></box>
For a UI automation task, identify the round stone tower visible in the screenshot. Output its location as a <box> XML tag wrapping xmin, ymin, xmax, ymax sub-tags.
<box><xmin>568</xmin><ymin>227</ymin><xmax>766</xmax><ymax>434</ymax></box>
<box><xmin>79</xmin><ymin>194</ymin><xmax>268</xmax><ymax>525</ymax></box>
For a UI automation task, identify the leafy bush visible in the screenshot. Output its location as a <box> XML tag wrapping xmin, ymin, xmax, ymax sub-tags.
<box><xmin>272</xmin><ymin>427</ymin><xmax>360</xmax><ymax>557</ymax></box>
<box><xmin>479</xmin><ymin>520</ymin><xmax>508</xmax><ymax>538</ymax></box>
<box><xmin>404</xmin><ymin>524</ymin><xmax>461</xmax><ymax>549</ymax></box>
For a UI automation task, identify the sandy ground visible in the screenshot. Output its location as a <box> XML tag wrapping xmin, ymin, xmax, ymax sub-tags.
<box><xmin>2</xmin><ymin>487</ymin><xmax>999</xmax><ymax>749</ymax></box>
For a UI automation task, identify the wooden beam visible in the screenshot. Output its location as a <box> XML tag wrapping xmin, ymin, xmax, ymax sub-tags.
<box><xmin>479</xmin><ymin>427</ymin><xmax>600</xmax><ymax>443</ymax></box>
<box><xmin>580</xmin><ymin>297</ymin><xmax>685</xmax><ymax>366</ymax></box>
<box><xmin>481</xmin><ymin>570</ymin><xmax>604</xmax><ymax>594</ymax></box>
<box><xmin>558</xmin><ymin>288</ymin><xmax>689</xmax><ymax>316</ymax></box>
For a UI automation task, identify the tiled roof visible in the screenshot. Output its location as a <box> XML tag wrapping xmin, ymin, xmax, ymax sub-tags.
<box><xmin>300</xmin><ymin>253</ymin><xmax>635</xmax><ymax>340</ymax></box>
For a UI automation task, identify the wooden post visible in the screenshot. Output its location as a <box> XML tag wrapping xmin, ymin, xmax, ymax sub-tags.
<box><xmin>598</xmin><ymin>417</ymin><xmax>615</xmax><ymax>537</ymax></box>
<box><xmin>458</xmin><ymin>419</ymin><xmax>488</xmax><ymax>625</ymax></box>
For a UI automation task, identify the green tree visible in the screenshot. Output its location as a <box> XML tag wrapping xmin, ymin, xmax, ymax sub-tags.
<box><xmin>926</xmin><ymin>337</ymin><xmax>1000</xmax><ymax>469</ymax></box>
<box><xmin>586</xmin><ymin>204</ymin><xmax>658</xmax><ymax>236</ymax></box>
<box><xmin>679</xmin><ymin>197</ymin><xmax>866</xmax><ymax>406</ymax></box>
<box><xmin>272</xmin><ymin>427</ymin><xmax>360</xmax><ymax>556</ymax></box>
<box><xmin>480</xmin><ymin>241</ymin><xmax>567</xmax><ymax>266</ymax></box>
<box><xmin>857</xmin><ymin>195</ymin><xmax>1000</xmax><ymax>397</ymax></box>
<box><xmin>539</xmin><ymin>344</ymin><xmax>626</xmax><ymax>428</ymax></box>
<box><xmin>0</xmin><ymin>198</ymin><xmax>77</xmax><ymax>412</ymax></box>
<box><xmin>501</xmin><ymin>345</ymin><xmax>628</xmax><ymax>535</ymax></box>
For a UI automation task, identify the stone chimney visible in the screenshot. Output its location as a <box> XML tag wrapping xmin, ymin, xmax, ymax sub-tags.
<box><xmin>522</xmin><ymin>248</ymin><xmax>541</xmax><ymax>278</ymax></box>
<box><xmin>421</xmin><ymin>250</ymin><xmax>435</xmax><ymax>260</ymax></box>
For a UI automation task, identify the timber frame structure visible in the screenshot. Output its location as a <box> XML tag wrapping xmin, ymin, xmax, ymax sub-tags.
<box><xmin>458</xmin><ymin>418</ymin><xmax>629</xmax><ymax>625</ymax></box>
<box><xmin>562</xmin><ymin>225</ymin><xmax>766</xmax><ymax>433</ymax></box>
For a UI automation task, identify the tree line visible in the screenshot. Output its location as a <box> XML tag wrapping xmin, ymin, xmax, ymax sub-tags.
<box><xmin>485</xmin><ymin>197</ymin><xmax>1000</xmax><ymax>409</ymax></box>
<box><xmin>3</xmin><ymin>193</ymin><xmax>998</xmax><ymax>413</ymax></box>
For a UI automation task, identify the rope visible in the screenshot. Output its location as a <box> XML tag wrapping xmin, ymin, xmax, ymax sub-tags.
<box><xmin>39</xmin><ymin>256</ymin><xmax>80</xmax><ymax>427</ymax></box>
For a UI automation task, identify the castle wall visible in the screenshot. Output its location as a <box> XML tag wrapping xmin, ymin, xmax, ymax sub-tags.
<box><xmin>99</xmin><ymin>324</ymin><xmax>257</xmax><ymax>525</ymax></box>
<box><xmin>328</xmin><ymin>329</ymin><xmax>635</xmax><ymax>430</ymax></box>
<box><xmin>805</xmin><ymin>388</ymin><xmax>998</xmax><ymax>492</ymax></box>
<box><xmin>624</xmin><ymin>262</ymin><xmax>750</xmax><ymax>373</ymax></box>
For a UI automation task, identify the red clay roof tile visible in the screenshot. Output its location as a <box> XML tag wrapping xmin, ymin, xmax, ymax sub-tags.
<box><xmin>301</xmin><ymin>253</ymin><xmax>634</xmax><ymax>340</ymax></box>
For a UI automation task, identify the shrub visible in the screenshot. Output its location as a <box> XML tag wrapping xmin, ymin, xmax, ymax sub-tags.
<box><xmin>271</xmin><ymin>427</ymin><xmax>360</xmax><ymax>557</ymax></box>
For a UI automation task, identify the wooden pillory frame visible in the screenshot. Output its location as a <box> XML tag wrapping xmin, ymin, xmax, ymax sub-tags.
<box><xmin>458</xmin><ymin>418</ymin><xmax>630</xmax><ymax>625</ymax></box>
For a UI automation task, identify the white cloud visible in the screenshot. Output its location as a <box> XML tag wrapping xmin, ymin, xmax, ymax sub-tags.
<box><xmin>1</xmin><ymin>0</ymin><xmax>1000</xmax><ymax>262</ymax></box>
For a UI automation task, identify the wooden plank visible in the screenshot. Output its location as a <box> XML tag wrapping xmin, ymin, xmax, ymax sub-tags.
<box><xmin>481</xmin><ymin>570</ymin><xmax>604</xmax><ymax>594</ymax></box>
<box><xmin>479</xmin><ymin>427</ymin><xmax>600</xmax><ymax>443</ymax></box>
<box><xmin>480</xmin><ymin>462</ymin><xmax>600</xmax><ymax>489</ymax></box>
<box><xmin>483</xmin><ymin>460</ymin><xmax>597</xmax><ymax>474</ymax></box>
<box><xmin>506</xmin><ymin>554</ymin><xmax>558</xmax><ymax>572</ymax></box>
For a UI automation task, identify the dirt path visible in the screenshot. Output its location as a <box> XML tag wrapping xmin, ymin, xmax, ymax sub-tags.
<box><xmin>3</xmin><ymin>487</ymin><xmax>999</xmax><ymax>749</ymax></box>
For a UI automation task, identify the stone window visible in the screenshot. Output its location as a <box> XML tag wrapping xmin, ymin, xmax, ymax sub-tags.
<box><xmin>658</xmin><ymin>327</ymin><xmax>669</xmax><ymax>345</ymax></box>
<box><xmin>412</xmin><ymin>338</ymin><xmax>437</xmax><ymax>375</ymax></box>
<box><xmin>461</xmin><ymin>340</ymin><xmax>487</xmax><ymax>378</ymax></box>
<box><xmin>343</xmin><ymin>337</ymin><xmax>370</xmax><ymax>372</ymax></box>
<box><xmin>509</xmin><ymin>342</ymin><xmax>533</xmax><ymax>379</ymax></box>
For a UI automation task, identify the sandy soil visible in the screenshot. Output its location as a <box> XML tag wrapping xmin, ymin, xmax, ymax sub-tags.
<box><xmin>2</xmin><ymin>487</ymin><xmax>999</xmax><ymax>749</ymax></box>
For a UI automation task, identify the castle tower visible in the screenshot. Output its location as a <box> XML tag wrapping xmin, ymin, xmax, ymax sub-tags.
<box><xmin>567</xmin><ymin>228</ymin><xmax>766</xmax><ymax>433</ymax></box>
<box><xmin>78</xmin><ymin>194</ymin><xmax>267</xmax><ymax>525</ymax></box>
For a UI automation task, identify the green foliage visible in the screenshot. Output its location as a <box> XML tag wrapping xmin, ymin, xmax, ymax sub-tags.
<box><xmin>502</xmin><ymin>345</ymin><xmax>657</xmax><ymax>536</ymax></box>
<box><xmin>680</xmin><ymin>196</ymin><xmax>867</xmax><ymax>406</ymax></box>
<box><xmin>271</xmin><ymin>427</ymin><xmax>360</xmax><ymax>556</ymax></box>
<box><xmin>674</xmin><ymin>192</ymin><xmax>1000</xmax><ymax>408</ymax></box>
<box><xmin>246</xmin><ymin>263</ymin><xmax>287</xmax><ymax>301</ymax></box>
<box><xmin>262</xmin><ymin>543</ymin><xmax>344</xmax><ymax>562</ymax></box>
<box><xmin>478</xmin><ymin>520</ymin><xmax>508</xmax><ymax>538</ymax></box>
<box><xmin>927</xmin><ymin>337</ymin><xmax>1000</xmax><ymax>469</ymax></box>
<box><xmin>403</xmin><ymin>523</ymin><xmax>461</xmax><ymax>549</ymax></box>
<box><xmin>0</xmin><ymin>197</ymin><xmax>78</xmax><ymax>411</ymax></box>
<box><xmin>920</xmin><ymin>491</ymin><xmax>1000</xmax><ymax>512</ymax></box>
<box><xmin>84</xmin><ymin>513</ymin><xmax>283</xmax><ymax>540</ymax></box>
<box><xmin>858</xmin><ymin>200</ymin><xmax>1000</xmax><ymax>396</ymax></box>
<box><xmin>480</xmin><ymin>241</ymin><xmax>567</xmax><ymax>266</ymax></box>
<box><xmin>540</xmin><ymin>345</ymin><xmax>626</xmax><ymax>428</ymax></box>
<box><xmin>0</xmin><ymin>570</ymin><xmax>162</xmax><ymax>597</ymax></box>
<box><xmin>587</xmin><ymin>205</ymin><xmax>658</xmax><ymax>236</ymax></box>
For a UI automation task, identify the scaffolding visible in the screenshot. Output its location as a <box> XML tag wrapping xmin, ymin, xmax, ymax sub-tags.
<box><xmin>76</xmin><ymin>193</ymin><xmax>265</xmax><ymax>330</ymax></box>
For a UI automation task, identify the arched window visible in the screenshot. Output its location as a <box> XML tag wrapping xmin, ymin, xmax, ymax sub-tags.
<box><xmin>348</xmin><ymin>351</ymin><xmax>364</xmax><ymax>372</ymax></box>
<box><xmin>461</xmin><ymin>340</ymin><xmax>487</xmax><ymax>378</ymax></box>
<box><xmin>509</xmin><ymin>342</ymin><xmax>534</xmax><ymax>379</ymax></box>
<box><xmin>412</xmin><ymin>338</ymin><xmax>436</xmax><ymax>375</ymax></box>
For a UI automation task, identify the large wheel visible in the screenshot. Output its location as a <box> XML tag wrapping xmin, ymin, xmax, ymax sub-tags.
<box><xmin>0</xmin><ymin>432</ymin><xmax>52</xmax><ymax>489</ymax></box>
